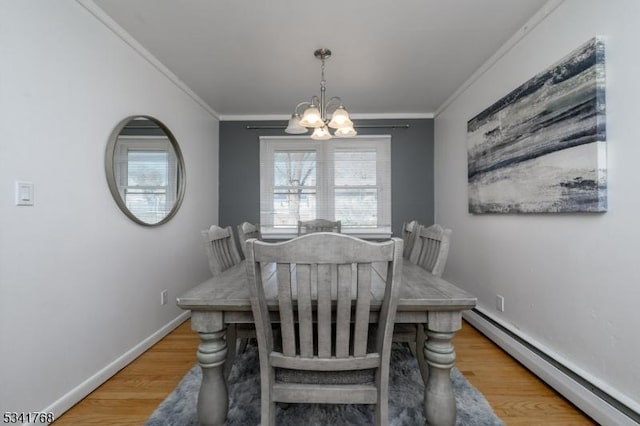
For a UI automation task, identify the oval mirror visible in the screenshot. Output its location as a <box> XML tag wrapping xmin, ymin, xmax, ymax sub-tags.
<box><xmin>105</xmin><ymin>116</ymin><xmax>185</xmax><ymax>226</ymax></box>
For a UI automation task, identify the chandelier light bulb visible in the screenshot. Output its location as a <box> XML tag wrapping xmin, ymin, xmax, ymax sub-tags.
<box><xmin>310</xmin><ymin>125</ymin><xmax>332</xmax><ymax>140</ymax></box>
<box><xmin>299</xmin><ymin>106</ymin><xmax>323</xmax><ymax>128</ymax></box>
<box><xmin>328</xmin><ymin>106</ymin><xmax>353</xmax><ymax>129</ymax></box>
<box><xmin>334</xmin><ymin>126</ymin><xmax>357</xmax><ymax>138</ymax></box>
<box><xmin>284</xmin><ymin>114</ymin><xmax>308</xmax><ymax>134</ymax></box>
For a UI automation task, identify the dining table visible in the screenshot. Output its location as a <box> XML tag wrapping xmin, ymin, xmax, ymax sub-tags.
<box><xmin>177</xmin><ymin>257</ymin><xmax>477</xmax><ymax>426</ymax></box>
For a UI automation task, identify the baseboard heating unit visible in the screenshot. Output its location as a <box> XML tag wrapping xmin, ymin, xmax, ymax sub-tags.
<box><xmin>463</xmin><ymin>308</ymin><xmax>639</xmax><ymax>426</ymax></box>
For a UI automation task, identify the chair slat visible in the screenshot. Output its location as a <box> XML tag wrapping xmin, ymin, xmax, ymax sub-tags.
<box><xmin>277</xmin><ymin>263</ymin><xmax>296</xmax><ymax>356</ymax></box>
<box><xmin>296</xmin><ymin>264</ymin><xmax>314</xmax><ymax>358</ymax></box>
<box><xmin>271</xmin><ymin>383</ymin><xmax>378</xmax><ymax>405</ymax></box>
<box><xmin>270</xmin><ymin>352</ymin><xmax>381</xmax><ymax>371</ymax></box>
<box><xmin>220</xmin><ymin>239</ymin><xmax>232</xmax><ymax>269</ymax></box>
<box><xmin>336</xmin><ymin>263</ymin><xmax>352</xmax><ymax>358</ymax></box>
<box><xmin>422</xmin><ymin>240</ymin><xmax>434</xmax><ymax>270</ymax></box>
<box><xmin>353</xmin><ymin>263</ymin><xmax>372</xmax><ymax>357</ymax></box>
<box><xmin>224</xmin><ymin>239</ymin><xmax>236</xmax><ymax>268</ymax></box>
<box><xmin>212</xmin><ymin>240</ymin><xmax>223</xmax><ymax>268</ymax></box>
<box><xmin>427</xmin><ymin>240</ymin><xmax>441</xmax><ymax>271</ymax></box>
<box><xmin>418</xmin><ymin>244</ymin><xmax>428</xmax><ymax>269</ymax></box>
<box><xmin>317</xmin><ymin>264</ymin><xmax>332</xmax><ymax>357</ymax></box>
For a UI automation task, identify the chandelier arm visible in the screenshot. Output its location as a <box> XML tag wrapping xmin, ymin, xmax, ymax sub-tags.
<box><xmin>325</xmin><ymin>97</ymin><xmax>344</xmax><ymax>115</ymax></box>
<box><xmin>293</xmin><ymin>101</ymin><xmax>312</xmax><ymax>115</ymax></box>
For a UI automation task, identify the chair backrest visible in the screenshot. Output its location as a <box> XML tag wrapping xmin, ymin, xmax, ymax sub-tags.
<box><xmin>245</xmin><ymin>232</ymin><xmax>403</xmax><ymax>369</ymax></box>
<box><xmin>408</xmin><ymin>224</ymin><xmax>452</xmax><ymax>277</ymax></box>
<box><xmin>297</xmin><ymin>219</ymin><xmax>341</xmax><ymax>235</ymax></box>
<box><xmin>401</xmin><ymin>220</ymin><xmax>420</xmax><ymax>259</ymax></box>
<box><xmin>201</xmin><ymin>225</ymin><xmax>242</xmax><ymax>276</ymax></box>
<box><xmin>237</xmin><ymin>221</ymin><xmax>261</xmax><ymax>257</ymax></box>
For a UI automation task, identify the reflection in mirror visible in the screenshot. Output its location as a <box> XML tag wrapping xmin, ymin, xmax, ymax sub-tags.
<box><xmin>105</xmin><ymin>116</ymin><xmax>185</xmax><ymax>226</ymax></box>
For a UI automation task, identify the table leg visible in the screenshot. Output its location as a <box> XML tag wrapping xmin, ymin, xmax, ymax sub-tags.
<box><xmin>192</xmin><ymin>312</ymin><xmax>228</xmax><ymax>426</ymax></box>
<box><xmin>416</xmin><ymin>323</ymin><xmax>429</xmax><ymax>385</ymax></box>
<box><xmin>424</xmin><ymin>311</ymin><xmax>462</xmax><ymax>426</ymax></box>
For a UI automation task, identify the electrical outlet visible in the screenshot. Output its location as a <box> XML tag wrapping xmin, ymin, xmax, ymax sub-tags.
<box><xmin>496</xmin><ymin>295</ymin><xmax>505</xmax><ymax>312</ymax></box>
<box><xmin>161</xmin><ymin>289</ymin><xmax>168</xmax><ymax>305</ymax></box>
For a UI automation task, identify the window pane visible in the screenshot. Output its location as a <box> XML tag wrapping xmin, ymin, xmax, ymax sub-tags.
<box><xmin>128</xmin><ymin>151</ymin><xmax>169</xmax><ymax>186</ymax></box>
<box><xmin>274</xmin><ymin>151</ymin><xmax>316</xmax><ymax>187</ymax></box>
<box><xmin>335</xmin><ymin>188</ymin><xmax>377</xmax><ymax>227</ymax></box>
<box><xmin>125</xmin><ymin>188</ymin><xmax>167</xmax><ymax>224</ymax></box>
<box><xmin>272</xmin><ymin>151</ymin><xmax>317</xmax><ymax>226</ymax></box>
<box><xmin>335</xmin><ymin>150</ymin><xmax>376</xmax><ymax>186</ymax></box>
<box><xmin>273</xmin><ymin>189</ymin><xmax>316</xmax><ymax>227</ymax></box>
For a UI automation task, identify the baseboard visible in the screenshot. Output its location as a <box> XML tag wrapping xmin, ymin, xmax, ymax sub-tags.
<box><xmin>463</xmin><ymin>308</ymin><xmax>639</xmax><ymax>426</ymax></box>
<box><xmin>37</xmin><ymin>311</ymin><xmax>191</xmax><ymax>425</ymax></box>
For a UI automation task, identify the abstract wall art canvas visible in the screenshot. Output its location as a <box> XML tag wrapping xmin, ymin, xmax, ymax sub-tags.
<box><xmin>467</xmin><ymin>37</ymin><xmax>606</xmax><ymax>213</ymax></box>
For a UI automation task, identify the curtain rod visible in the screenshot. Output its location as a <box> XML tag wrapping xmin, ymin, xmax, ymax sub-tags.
<box><xmin>245</xmin><ymin>124</ymin><xmax>410</xmax><ymax>130</ymax></box>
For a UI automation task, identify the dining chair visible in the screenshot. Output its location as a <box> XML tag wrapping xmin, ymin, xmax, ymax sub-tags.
<box><xmin>394</xmin><ymin>223</ymin><xmax>452</xmax><ymax>385</ymax></box>
<box><xmin>297</xmin><ymin>219</ymin><xmax>341</xmax><ymax>235</ymax></box>
<box><xmin>237</xmin><ymin>221</ymin><xmax>262</xmax><ymax>258</ymax></box>
<box><xmin>401</xmin><ymin>219</ymin><xmax>421</xmax><ymax>259</ymax></box>
<box><xmin>408</xmin><ymin>223</ymin><xmax>452</xmax><ymax>277</ymax></box>
<box><xmin>202</xmin><ymin>225</ymin><xmax>242</xmax><ymax>276</ymax></box>
<box><xmin>244</xmin><ymin>233</ymin><xmax>404</xmax><ymax>426</ymax></box>
<box><xmin>201</xmin><ymin>225</ymin><xmax>249</xmax><ymax>378</ymax></box>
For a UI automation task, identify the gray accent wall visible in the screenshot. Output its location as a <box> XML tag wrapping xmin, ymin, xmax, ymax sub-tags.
<box><xmin>219</xmin><ymin>119</ymin><xmax>434</xmax><ymax>237</ymax></box>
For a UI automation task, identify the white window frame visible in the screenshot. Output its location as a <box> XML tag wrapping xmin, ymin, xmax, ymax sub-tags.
<box><xmin>260</xmin><ymin>135</ymin><xmax>391</xmax><ymax>239</ymax></box>
<box><xmin>114</xmin><ymin>136</ymin><xmax>178</xmax><ymax>223</ymax></box>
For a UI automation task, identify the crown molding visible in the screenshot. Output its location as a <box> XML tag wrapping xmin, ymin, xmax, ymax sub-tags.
<box><xmin>350</xmin><ymin>112</ymin><xmax>434</xmax><ymax>120</ymax></box>
<box><xmin>434</xmin><ymin>0</ymin><xmax>565</xmax><ymax>118</ymax></box>
<box><xmin>220</xmin><ymin>114</ymin><xmax>290</xmax><ymax>121</ymax></box>
<box><xmin>220</xmin><ymin>112</ymin><xmax>434</xmax><ymax>121</ymax></box>
<box><xmin>75</xmin><ymin>0</ymin><xmax>220</xmax><ymax>120</ymax></box>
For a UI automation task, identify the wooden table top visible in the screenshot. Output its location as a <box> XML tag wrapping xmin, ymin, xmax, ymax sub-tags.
<box><xmin>178</xmin><ymin>259</ymin><xmax>476</xmax><ymax>313</ymax></box>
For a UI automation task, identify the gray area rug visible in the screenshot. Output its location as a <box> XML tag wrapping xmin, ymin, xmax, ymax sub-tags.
<box><xmin>146</xmin><ymin>343</ymin><xmax>504</xmax><ymax>425</ymax></box>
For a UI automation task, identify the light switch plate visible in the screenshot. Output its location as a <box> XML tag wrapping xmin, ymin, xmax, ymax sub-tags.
<box><xmin>15</xmin><ymin>181</ymin><xmax>34</xmax><ymax>206</ymax></box>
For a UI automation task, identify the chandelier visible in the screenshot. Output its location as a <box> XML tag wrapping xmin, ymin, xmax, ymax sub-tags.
<box><xmin>284</xmin><ymin>48</ymin><xmax>357</xmax><ymax>140</ymax></box>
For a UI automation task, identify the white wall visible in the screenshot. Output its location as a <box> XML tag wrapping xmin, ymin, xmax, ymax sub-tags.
<box><xmin>435</xmin><ymin>0</ymin><xmax>639</xmax><ymax>412</ymax></box>
<box><xmin>0</xmin><ymin>1</ymin><xmax>219</xmax><ymax>415</ymax></box>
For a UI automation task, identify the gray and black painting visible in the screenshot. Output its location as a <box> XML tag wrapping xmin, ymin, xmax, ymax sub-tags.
<box><xmin>467</xmin><ymin>37</ymin><xmax>606</xmax><ymax>213</ymax></box>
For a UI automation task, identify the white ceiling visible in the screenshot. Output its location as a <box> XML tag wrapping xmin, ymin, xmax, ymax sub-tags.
<box><xmin>91</xmin><ymin>0</ymin><xmax>548</xmax><ymax>119</ymax></box>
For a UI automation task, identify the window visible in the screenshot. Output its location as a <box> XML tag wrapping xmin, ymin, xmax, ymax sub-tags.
<box><xmin>260</xmin><ymin>136</ymin><xmax>391</xmax><ymax>238</ymax></box>
<box><xmin>114</xmin><ymin>137</ymin><xmax>179</xmax><ymax>224</ymax></box>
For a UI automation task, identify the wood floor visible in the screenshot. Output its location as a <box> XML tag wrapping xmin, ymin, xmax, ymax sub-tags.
<box><xmin>53</xmin><ymin>319</ymin><xmax>595</xmax><ymax>425</ymax></box>
<box><xmin>454</xmin><ymin>323</ymin><xmax>596</xmax><ymax>426</ymax></box>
